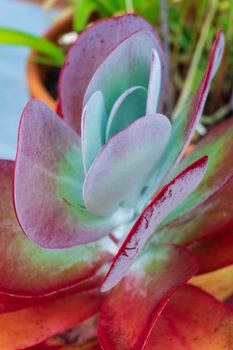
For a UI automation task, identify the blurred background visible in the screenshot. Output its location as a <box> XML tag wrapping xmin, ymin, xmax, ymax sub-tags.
<box><xmin>0</xmin><ymin>0</ymin><xmax>56</xmax><ymax>159</ymax></box>
<box><xmin>0</xmin><ymin>0</ymin><xmax>232</xmax><ymax>159</ymax></box>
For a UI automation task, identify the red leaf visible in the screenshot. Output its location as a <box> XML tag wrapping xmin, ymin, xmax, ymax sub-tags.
<box><xmin>189</xmin><ymin>227</ymin><xmax>233</xmax><ymax>274</ymax></box>
<box><xmin>159</xmin><ymin>114</ymin><xmax>233</xmax><ymax>230</ymax></box>
<box><xmin>0</xmin><ymin>289</ymin><xmax>101</xmax><ymax>350</ymax></box>
<box><xmin>98</xmin><ymin>244</ymin><xmax>198</xmax><ymax>350</ymax></box>
<box><xmin>146</xmin><ymin>285</ymin><xmax>233</xmax><ymax>350</ymax></box>
<box><xmin>102</xmin><ymin>156</ymin><xmax>207</xmax><ymax>291</ymax></box>
<box><xmin>168</xmin><ymin>31</ymin><xmax>224</xmax><ymax>175</ymax></box>
<box><xmin>157</xmin><ymin>153</ymin><xmax>233</xmax><ymax>247</ymax></box>
<box><xmin>0</xmin><ymin>159</ymin><xmax>109</xmax><ymax>296</ymax></box>
<box><xmin>0</xmin><ymin>274</ymin><xmax>103</xmax><ymax>314</ymax></box>
<box><xmin>148</xmin><ymin>32</ymin><xmax>224</xmax><ymax>199</ymax></box>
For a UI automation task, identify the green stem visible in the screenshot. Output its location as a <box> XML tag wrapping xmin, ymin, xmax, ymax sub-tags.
<box><xmin>226</xmin><ymin>1</ymin><xmax>233</xmax><ymax>41</ymax></box>
<box><xmin>187</xmin><ymin>0</ymin><xmax>208</xmax><ymax>60</ymax></box>
<box><xmin>173</xmin><ymin>0</ymin><xmax>219</xmax><ymax>117</ymax></box>
<box><xmin>201</xmin><ymin>103</ymin><xmax>232</xmax><ymax>125</ymax></box>
<box><xmin>125</xmin><ymin>0</ymin><xmax>134</xmax><ymax>12</ymax></box>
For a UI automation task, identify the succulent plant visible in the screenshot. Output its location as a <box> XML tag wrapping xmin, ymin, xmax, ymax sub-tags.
<box><xmin>0</xmin><ymin>14</ymin><xmax>233</xmax><ymax>350</ymax></box>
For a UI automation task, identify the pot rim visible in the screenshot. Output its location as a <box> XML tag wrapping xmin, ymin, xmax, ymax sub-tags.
<box><xmin>26</xmin><ymin>13</ymin><xmax>72</xmax><ymax>111</ymax></box>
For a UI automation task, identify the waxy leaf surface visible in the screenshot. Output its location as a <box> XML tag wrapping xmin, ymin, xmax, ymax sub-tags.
<box><xmin>0</xmin><ymin>160</ymin><xmax>109</xmax><ymax>296</ymax></box>
<box><xmin>141</xmin><ymin>31</ymin><xmax>224</xmax><ymax>207</ymax></box>
<box><xmin>189</xmin><ymin>228</ymin><xmax>233</xmax><ymax>274</ymax></box>
<box><xmin>157</xmin><ymin>187</ymin><xmax>233</xmax><ymax>246</ymax></box>
<box><xmin>84</xmin><ymin>114</ymin><xmax>171</xmax><ymax>216</ymax></box>
<box><xmin>146</xmin><ymin>285</ymin><xmax>233</xmax><ymax>350</ymax></box>
<box><xmin>0</xmin><ymin>289</ymin><xmax>101</xmax><ymax>350</ymax></box>
<box><xmin>105</xmin><ymin>86</ymin><xmax>147</xmax><ymax>141</ymax></box>
<box><xmin>83</xmin><ymin>31</ymin><xmax>161</xmax><ymax>116</ymax></box>
<box><xmin>0</xmin><ymin>274</ymin><xmax>102</xmax><ymax>313</ymax></box>
<box><xmin>102</xmin><ymin>156</ymin><xmax>207</xmax><ymax>291</ymax></box>
<box><xmin>14</xmin><ymin>100</ymin><xmax>125</xmax><ymax>248</ymax></box>
<box><xmin>165</xmin><ymin>31</ymin><xmax>224</xmax><ymax>177</ymax></box>
<box><xmin>161</xmin><ymin>115</ymin><xmax>233</xmax><ymax>226</ymax></box>
<box><xmin>81</xmin><ymin>91</ymin><xmax>107</xmax><ymax>172</ymax></box>
<box><xmin>99</xmin><ymin>245</ymin><xmax>198</xmax><ymax>350</ymax></box>
<box><xmin>146</xmin><ymin>49</ymin><xmax>162</xmax><ymax>115</ymax></box>
<box><xmin>59</xmin><ymin>14</ymin><xmax>163</xmax><ymax>133</ymax></box>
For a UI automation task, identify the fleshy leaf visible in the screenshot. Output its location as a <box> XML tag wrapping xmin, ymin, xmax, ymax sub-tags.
<box><xmin>81</xmin><ymin>91</ymin><xmax>107</xmax><ymax>172</ymax></box>
<box><xmin>0</xmin><ymin>289</ymin><xmax>101</xmax><ymax>350</ymax></box>
<box><xmin>84</xmin><ymin>114</ymin><xmax>171</xmax><ymax>216</ymax></box>
<box><xmin>189</xmin><ymin>228</ymin><xmax>233</xmax><ymax>274</ymax></box>
<box><xmin>0</xmin><ymin>293</ymin><xmax>38</xmax><ymax>314</ymax></box>
<box><xmin>140</xmin><ymin>31</ymin><xmax>224</xmax><ymax>207</ymax></box>
<box><xmin>0</xmin><ymin>159</ymin><xmax>111</xmax><ymax>296</ymax></box>
<box><xmin>156</xmin><ymin>159</ymin><xmax>233</xmax><ymax>246</ymax></box>
<box><xmin>98</xmin><ymin>244</ymin><xmax>198</xmax><ymax>350</ymax></box>
<box><xmin>0</xmin><ymin>274</ymin><xmax>101</xmax><ymax>314</ymax></box>
<box><xmin>105</xmin><ymin>86</ymin><xmax>147</xmax><ymax>141</ymax></box>
<box><xmin>83</xmin><ymin>31</ymin><xmax>161</xmax><ymax>116</ymax></box>
<box><xmin>146</xmin><ymin>49</ymin><xmax>162</xmax><ymax>115</ymax></box>
<box><xmin>165</xmin><ymin>31</ymin><xmax>224</xmax><ymax>176</ymax></box>
<box><xmin>102</xmin><ymin>156</ymin><xmax>208</xmax><ymax>291</ymax></box>
<box><xmin>146</xmin><ymin>285</ymin><xmax>233</xmax><ymax>350</ymax></box>
<box><xmin>14</xmin><ymin>99</ymin><xmax>128</xmax><ymax>248</ymax></box>
<box><xmin>58</xmin><ymin>14</ymin><xmax>164</xmax><ymax>133</ymax></box>
<box><xmin>160</xmin><ymin>115</ymin><xmax>233</xmax><ymax>226</ymax></box>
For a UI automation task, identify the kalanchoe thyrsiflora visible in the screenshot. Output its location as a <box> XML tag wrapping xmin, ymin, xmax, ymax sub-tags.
<box><xmin>0</xmin><ymin>14</ymin><xmax>233</xmax><ymax>350</ymax></box>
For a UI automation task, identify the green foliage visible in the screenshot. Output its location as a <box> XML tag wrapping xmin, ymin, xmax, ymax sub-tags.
<box><xmin>1</xmin><ymin>0</ymin><xmax>232</xmax><ymax>120</ymax></box>
<box><xmin>69</xmin><ymin>0</ymin><xmax>233</xmax><ymax>107</ymax></box>
<box><xmin>0</xmin><ymin>28</ymin><xmax>65</xmax><ymax>66</ymax></box>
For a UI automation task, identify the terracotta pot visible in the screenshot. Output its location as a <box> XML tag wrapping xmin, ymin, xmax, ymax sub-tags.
<box><xmin>27</xmin><ymin>15</ymin><xmax>72</xmax><ymax>111</ymax></box>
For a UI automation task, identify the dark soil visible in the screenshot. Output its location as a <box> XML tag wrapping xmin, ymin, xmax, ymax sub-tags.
<box><xmin>44</xmin><ymin>67</ymin><xmax>60</xmax><ymax>100</ymax></box>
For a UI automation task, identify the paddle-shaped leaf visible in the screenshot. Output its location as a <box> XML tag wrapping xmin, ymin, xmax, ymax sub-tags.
<box><xmin>81</xmin><ymin>91</ymin><xmax>107</xmax><ymax>173</ymax></box>
<box><xmin>0</xmin><ymin>275</ymin><xmax>101</xmax><ymax>314</ymax></box>
<box><xmin>156</xmin><ymin>157</ymin><xmax>233</xmax><ymax>246</ymax></box>
<box><xmin>84</xmin><ymin>114</ymin><xmax>171</xmax><ymax>216</ymax></box>
<box><xmin>164</xmin><ymin>31</ymin><xmax>224</xmax><ymax>177</ymax></box>
<box><xmin>98</xmin><ymin>244</ymin><xmax>198</xmax><ymax>350</ymax></box>
<box><xmin>14</xmin><ymin>100</ymin><xmax>130</xmax><ymax>248</ymax></box>
<box><xmin>160</xmin><ymin>116</ymin><xmax>233</xmax><ymax>226</ymax></box>
<box><xmin>146</xmin><ymin>285</ymin><xmax>233</xmax><ymax>350</ymax></box>
<box><xmin>105</xmin><ymin>86</ymin><xmax>147</xmax><ymax>141</ymax></box>
<box><xmin>102</xmin><ymin>156</ymin><xmax>207</xmax><ymax>291</ymax></box>
<box><xmin>0</xmin><ymin>160</ymin><xmax>110</xmax><ymax>296</ymax></box>
<box><xmin>139</xmin><ymin>31</ymin><xmax>224</xmax><ymax>208</ymax></box>
<box><xmin>83</xmin><ymin>31</ymin><xmax>161</xmax><ymax>116</ymax></box>
<box><xmin>146</xmin><ymin>49</ymin><xmax>162</xmax><ymax>115</ymax></box>
<box><xmin>0</xmin><ymin>289</ymin><xmax>101</xmax><ymax>350</ymax></box>
<box><xmin>58</xmin><ymin>14</ymin><xmax>164</xmax><ymax>133</ymax></box>
<box><xmin>189</xmin><ymin>227</ymin><xmax>233</xmax><ymax>274</ymax></box>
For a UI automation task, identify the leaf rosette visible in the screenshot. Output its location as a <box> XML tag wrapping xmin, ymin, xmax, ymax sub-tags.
<box><xmin>0</xmin><ymin>14</ymin><xmax>233</xmax><ymax>350</ymax></box>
